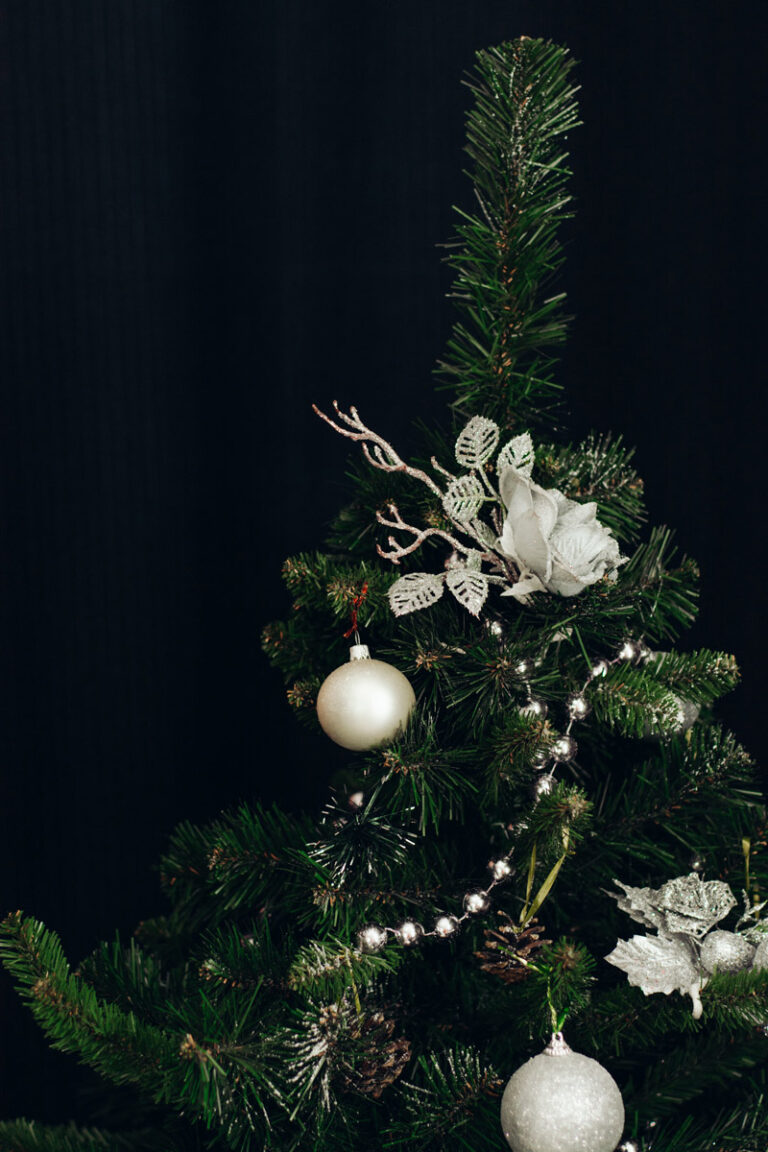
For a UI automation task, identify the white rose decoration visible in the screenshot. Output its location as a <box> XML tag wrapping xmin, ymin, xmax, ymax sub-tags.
<box><xmin>498</xmin><ymin>464</ymin><xmax>626</xmax><ymax>599</ymax></box>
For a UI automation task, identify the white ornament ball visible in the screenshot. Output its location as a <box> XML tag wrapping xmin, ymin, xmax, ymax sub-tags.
<box><xmin>752</xmin><ymin>937</ymin><xmax>768</xmax><ymax>970</ymax></box>
<box><xmin>500</xmin><ymin>1034</ymin><xmax>625</xmax><ymax>1152</ymax></box>
<box><xmin>316</xmin><ymin>644</ymin><xmax>416</xmax><ymax>751</ymax></box>
<box><xmin>700</xmin><ymin>929</ymin><xmax>755</xmax><ymax>974</ymax></box>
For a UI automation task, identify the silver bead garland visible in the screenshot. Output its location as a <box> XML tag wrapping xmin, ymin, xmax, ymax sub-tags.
<box><xmin>463</xmin><ymin>889</ymin><xmax>492</xmax><ymax>915</ymax></box>
<box><xmin>395</xmin><ymin>920</ymin><xmax>424</xmax><ymax>946</ymax></box>
<box><xmin>355</xmin><ymin>638</ymin><xmax>644</xmax><ymax>953</ymax></box>
<box><xmin>434</xmin><ymin>914</ymin><xmax>460</xmax><ymax>938</ymax></box>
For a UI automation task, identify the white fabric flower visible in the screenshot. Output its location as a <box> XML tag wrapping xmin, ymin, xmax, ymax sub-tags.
<box><xmin>498</xmin><ymin>465</ymin><xmax>626</xmax><ymax>599</ymax></box>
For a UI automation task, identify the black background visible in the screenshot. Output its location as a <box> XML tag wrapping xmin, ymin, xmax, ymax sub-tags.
<box><xmin>1</xmin><ymin>0</ymin><xmax>767</xmax><ymax>1123</ymax></box>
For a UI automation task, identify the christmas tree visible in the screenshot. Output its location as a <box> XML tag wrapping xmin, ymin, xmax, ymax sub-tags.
<box><xmin>3</xmin><ymin>36</ymin><xmax>768</xmax><ymax>1152</ymax></box>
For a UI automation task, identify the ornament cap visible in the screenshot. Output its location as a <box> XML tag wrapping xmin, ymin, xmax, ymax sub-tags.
<box><xmin>349</xmin><ymin>643</ymin><xmax>371</xmax><ymax>661</ymax></box>
<box><xmin>543</xmin><ymin>1031</ymin><xmax>572</xmax><ymax>1057</ymax></box>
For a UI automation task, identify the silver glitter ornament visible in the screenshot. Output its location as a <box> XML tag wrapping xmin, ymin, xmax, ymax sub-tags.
<box><xmin>643</xmin><ymin>695</ymin><xmax>700</xmax><ymax>741</ymax></box>
<box><xmin>700</xmin><ymin>929</ymin><xmax>755</xmax><ymax>974</ymax></box>
<box><xmin>589</xmin><ymin>659</ymin><xmax>609</xmax><ymax>679</ymax></box>
<box><xmin>752</xmin><ymin>937</ymin><xmax>768</xmax><ymax>970</ymax></box>
<box><xmin>673</xmin><ymin>696</ymin><xmax>700</xmax><ymax>732</ymax></box>
<box><xmin>500</xmin><ymin>1033</ymin><xmax>625</xmax><ymax>1152</ymax></box>
<box><xmin>316</xmin><ymin>644</ymin><xmax>416</xmax><ymax>751</ymax></box>
<box><xmin>515</xmin><ymin>658</ymin><xmax>535</xmax><ymax>679</ymax></box>
<box><xmin>617</xmin><ymin>1141</ymin><xmax>640</xmax><ymax>1152</ymax></box>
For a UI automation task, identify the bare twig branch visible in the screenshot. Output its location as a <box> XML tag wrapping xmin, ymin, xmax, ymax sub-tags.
<box><xmin>430</xmin><ymin>456</ymin><xmax>456</xmax><ymax>482</ymax></box>
<box><xmin>313</xmin><ymin>402</ymin><xmax>444</xmax><ymax>499</ymax></box>
<box><xmin>375</xmin><ymin>503</ymin><xmax>470</xmax><ymax>564</ymax></box>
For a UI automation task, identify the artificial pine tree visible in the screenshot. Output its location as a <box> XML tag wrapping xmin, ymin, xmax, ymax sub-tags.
<box><xmin>3</xmin><ymin>36</ymin><xmax>768</xmax><ymax>1152</ymax></box>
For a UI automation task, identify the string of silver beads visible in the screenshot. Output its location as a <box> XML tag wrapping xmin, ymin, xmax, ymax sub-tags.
<box><xmin>357</xmin><ymin>637</ymin><xmax>647</xmax><ymax>954</ymax></box>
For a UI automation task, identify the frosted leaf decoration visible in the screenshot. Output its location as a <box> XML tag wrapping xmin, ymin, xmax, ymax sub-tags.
<box><xmin>605</xmin><ymin>935</ymin><xmax>702</xmax><ymax>1016</ymax></box>
<box><xmin>612</xmin><ymin>874</ymin><xmax>736</xmax><ymax>940</ymax></box>
<box><xmin>607</xmin><ymin>873</ymin><xmax>751</xmax><ymax>1018</ymax></box>
<box><xmin>455</xmin><ymin>415</ymin><xmax>499</xmax><ymax>468</ymax></box>
<box><xmin>446</xmin><ymin>567</ymin><xmax>489</xmax><ymax>616</ymax></box>
<box><xmin>313</xmin><ymin>403</ymin><xmax>627</xmax><ymax>616</ymax></box>
<box><xmin>388</xmin><ymin>572</ymin><xmax>444</xmax><ymax>616</ymax></box>
<box><xmin>611</xmin><ymin>881</ymin><xmax>666</xmax><ymax>934</ymax></box>
<box><xmin>443</xmin><ymin>475</ymin><xmax>485</xmax><ymax>523</ymax></box>
<box><xmin>497</xmin><ymin>432</ymin><xmax>535</xmax><ymax>478</ymax></box>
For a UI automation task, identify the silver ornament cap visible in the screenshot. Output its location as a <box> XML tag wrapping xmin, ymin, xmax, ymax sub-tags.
<box><xmin>316</xmin><ymin>645</ymin><xmax>416</xmax><ymax>751</ymax></box>
<box><xmin>501</xmin><ymin>1033</ymin><xmax>625</xmax><ymax>1152</ymax></box>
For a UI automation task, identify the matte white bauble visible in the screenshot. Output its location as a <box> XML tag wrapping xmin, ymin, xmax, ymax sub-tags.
<box><xmin>501</xmin><ymin>1033</ymin><xmax>625</xmax><ymax>1152</ymax></box>
<box><xmin>316</xmin><ymin>644</ymin><xmax>416</xmax><ymax>751</ymax></box>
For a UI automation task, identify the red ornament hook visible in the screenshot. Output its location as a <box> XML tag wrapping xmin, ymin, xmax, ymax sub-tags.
<box><xmin>343</xmin><ymin>582</ymin><xmax>369</xmax><ymax>639</ymax></box>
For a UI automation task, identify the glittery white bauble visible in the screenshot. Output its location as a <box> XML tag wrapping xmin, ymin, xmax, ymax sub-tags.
<box><xmin>500</xmin><ymin>1034</ymin><xmax>625</xmax><ymax>1152</ymax></box>
<box><xmin>752</xmin><ymin>937</ymin><xmax>768</xmax><ymax>970</ymax></box>
<box><xmin>700</xmin><ymin>929</ymin><xmax>755</xmax><ymax>974</ymax></box>
<box><xmin>316</xmin><ymin>644</ymin><xmax>416</xmax><ymax>751</ymax></box>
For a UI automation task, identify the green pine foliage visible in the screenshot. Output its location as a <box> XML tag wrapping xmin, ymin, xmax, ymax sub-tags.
<box><xmin>3</xmin><ymin>35</ymin><xmax>767</xmax><ymax>1152</ymax></box>
<box><xmin>435</xmin><ymin>39</ymin><xmax>580</xmax><ymax>428</ymax></box>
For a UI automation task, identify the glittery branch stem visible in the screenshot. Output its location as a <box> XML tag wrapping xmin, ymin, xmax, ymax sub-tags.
<box><xmin>312</xmin><ymin>402</ymin><xmax>444</xmax><ymax>499</ymax></box>
<box><xmin>375</xmin><ymin>503</ymin><xmax>471</xmax><ymax>564</ymax></box>
<box><xmin>314</xmin><ymin>402</ymin><xmax>500</xmax><ymax>568</ymax></box>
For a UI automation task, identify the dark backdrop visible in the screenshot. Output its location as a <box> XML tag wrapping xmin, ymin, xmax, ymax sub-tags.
<box><xmin>1</xmin><ymin>0</ymin><xmax>766</xmax><ymax>1122</ymax></box>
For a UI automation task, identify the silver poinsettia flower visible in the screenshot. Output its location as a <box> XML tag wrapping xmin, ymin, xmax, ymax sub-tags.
<box><xmin>607</xmin><ymin>873</ymin><xmax>744</xmax><ymax>1019</ymax></box>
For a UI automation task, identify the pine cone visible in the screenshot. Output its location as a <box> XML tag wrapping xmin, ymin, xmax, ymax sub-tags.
<box><xmin>475</xmin><ymin>913</ymin><xmax>550</xmax><ymax>984</ymax></box>
<box><xmin>340</xmin><ymin>1011</ymin><xmax>412</xmax><ymax>1099</ymax></box>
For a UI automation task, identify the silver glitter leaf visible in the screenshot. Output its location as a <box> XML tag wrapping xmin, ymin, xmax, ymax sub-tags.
<box><xmin>469</xmin><ymin>518</ymin><xmax>498</xmax><ymax>550</ymax></box>
<box><xmin>606</xmin><ymin>934</ymin><xmax>699</xmax><ymax>998</ymax></box>
<box><xmin>388</xmin><ymin>572</ymin><xmax>444</xmax><ymax>617</ymax></box>
<box><xmin>611</xmin><ymin>881</ymin><xmax>666</xmax><ymax>933</ymax></box>
<box><xmin>497</xmin><ymin>431</ymin><xmax>534</xmax><ymax>479</ymax></box>
<box><xmin>445</xmin><ymin>567</ymin><xmax>489</xmax><ymax>617</ymax></box>
<box><xmin>455</xmin><ymin>415</ymin><xmax>500</xmax><ymax>469</ymax></box>
<box><xmin>657</xmin><ymin>874</ymin><xmax>736</xmax><ymax>939</ymax></box>
<box><xmin>611</xmin><ymin>873</ymin><xmax>736</xmax><ymax>940</ymax></box>
<box><xmin>442</xmin><ymin>475</ymin><xmax>485</xmax><ymax>524</ymax></box>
